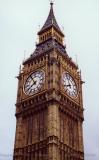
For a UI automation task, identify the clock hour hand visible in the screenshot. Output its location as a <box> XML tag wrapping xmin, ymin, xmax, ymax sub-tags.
<box><xmin>30</xmin><ymin>76</ymin><xmax>36</xmax><ymax>84</ymax></box>
<box><xmin>64</xmin><ymin>84</ymin><xmax>71</xmax><ymax>88</ymax></box>
<box><xmin>32</xmin><ymin>80</ymin><xmax>36</xmax><ymax>85</ymax></box>
<box><xmin>30</xmin><ymin>81</ymin><xmax>37</xmax><ymax>89</ymax></box>
<box><xmin>67</xmin><ymin>84</ymin><xmax>71</xmax><ymax>87</ymax></box>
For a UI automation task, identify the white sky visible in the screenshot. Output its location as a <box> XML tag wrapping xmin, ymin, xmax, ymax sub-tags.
<box><xmin>0</xmin><ymin>0</ymin><xmax>99</xmax><ymax>159</ymax></box>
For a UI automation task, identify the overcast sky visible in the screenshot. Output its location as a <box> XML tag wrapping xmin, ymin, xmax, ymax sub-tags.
<box><xmin>0</xmin><ymin>0</ymin><xmax>99</xmax><ymax>159</ymax></box>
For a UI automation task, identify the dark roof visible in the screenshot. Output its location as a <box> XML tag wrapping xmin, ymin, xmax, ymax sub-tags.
<box><xmin>23</xmin><ymin>38</ymin><xmax>78</xmax><ymax>69</ymax></box>
<box><xmin>38</xmin><ymin>2</ymin><xmax>64</xmax><ymax>36</ymax></box>
<box><xmin>23</xmin><ymin>38</ymin><xmax>67</xmax><ymax>64</ymax></box>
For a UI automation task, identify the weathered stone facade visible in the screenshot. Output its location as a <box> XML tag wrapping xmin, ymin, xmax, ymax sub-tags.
<box><xmin>13</xmin><ymin>2</ymin><xmax>84</xmax><ymax>160</ymax></box>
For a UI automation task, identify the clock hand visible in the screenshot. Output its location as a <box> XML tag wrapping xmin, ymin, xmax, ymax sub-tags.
<box><xmin>25</xmin><ymin>86</ymin><xmax>31</xmax><ymax>92</ymax></box>
<box><xmin>64</xmin><ymin>82</ymin><xmax>71</xmax><ymax>88</ymax></box>
<box><xmin>65</xmin><ymin>84</ymin><xmax>71</xmax><ymax>87</ymax></box>
<box><xmin>67</xmin><ymin>79</ymin><xmax>72</xmax><ymax>88</ymax></box>
<box><xmin>30</xmin><ymin>76</ymin><xmax>36</xmax><ymax>84</ymax></box>
<box><xmin>25</xmin><ymin>81</ymin><xmax>37</xmax><ymax>92</ymax></box>
<box><xmin>30</xmin><ymin>81</ymin><xmax>36</xmax><ymax>88</ymax></box>
<box><xmin>69</xmin><ymin>83</ymin><xmax>71</xmax><ymax>89</ymax></box>
<box><xmin>66</xmin><ymin>79</ymin><xmax>71</xmax><ymax>87</ymax></box>
<box><xmin>33</xmin><ymin>80</ymin><xmax>36</xmax><ymax>85</ymax></box>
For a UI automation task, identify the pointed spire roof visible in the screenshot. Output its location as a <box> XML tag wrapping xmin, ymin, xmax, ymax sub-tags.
<box><xmin>38</xmin><ymin>2</ymin><xmax>64</xmax><ymax>37</ymax></box>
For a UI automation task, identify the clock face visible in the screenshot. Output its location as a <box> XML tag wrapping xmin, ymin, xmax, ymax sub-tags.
<box><xmin>62</xmin><ymin>72</ymin><xmax>78</xmax><ymax>98</ymax></box>
<box><xmin>24</xmin><ymin>70</ymin><xmax>45</xmax><ymax>95</ymax></box>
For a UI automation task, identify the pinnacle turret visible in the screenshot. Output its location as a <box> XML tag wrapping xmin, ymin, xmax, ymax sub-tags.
<box><xmin>38</xmin><ymin>2</ymin><xmax>64</xmax><ymax>37</ymax></box>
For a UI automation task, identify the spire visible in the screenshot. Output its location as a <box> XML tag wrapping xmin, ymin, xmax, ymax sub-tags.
<box><xmin>50</xmin><ymin>0</ymin><xmax>54</xmax><ymax>6</ymax></box>
<box><xmin>38</xmin><ymin>2</ymin><xmax>64</xmax><ymax>37</ymax></box>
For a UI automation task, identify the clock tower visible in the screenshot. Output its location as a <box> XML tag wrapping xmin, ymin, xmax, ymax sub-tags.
<box><xmin>13</xmin><ymin>2</ymin><xmax>84</xmax><ymax>160</ymax></box>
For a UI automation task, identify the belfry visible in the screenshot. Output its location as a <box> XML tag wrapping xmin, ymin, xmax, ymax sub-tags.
<box><xmin>13</xmin><ymin>2</ymin><xmax>84</xmax><ymax>160</ymax></box>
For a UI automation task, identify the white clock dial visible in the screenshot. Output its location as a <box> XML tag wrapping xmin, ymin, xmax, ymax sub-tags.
<box><xmin>62</xmin><ymin>72</ymin><xmax>78</xmax><ymax>98</ymax></box>
<box><xmin>24</xmin><ymin>70</ymin><xmax>45</xmax><ymax>95</ymax></box>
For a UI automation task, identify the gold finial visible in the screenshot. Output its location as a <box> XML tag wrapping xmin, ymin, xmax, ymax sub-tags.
<box><xmin>49</xmin><ymin>0</ymin><xmax>54</xmax><ymax>5</ymax></box>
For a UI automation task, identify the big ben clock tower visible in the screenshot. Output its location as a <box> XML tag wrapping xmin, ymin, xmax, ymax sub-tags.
<box><xmin>13</xmin><ymin>2</ymin><xmax>84</xmax><ymax>160</ymax></box>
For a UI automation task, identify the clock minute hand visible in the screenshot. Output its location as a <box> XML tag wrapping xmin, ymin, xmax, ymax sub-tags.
<box><xmin>26</xmin><ymin>81</ymin><xmax>37</xmax><ymax>94</ymax></box>
<box><xmin>65</xmin><ymin>84</ymin><xmax>71</xmax><ymax>87</ymax></box>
